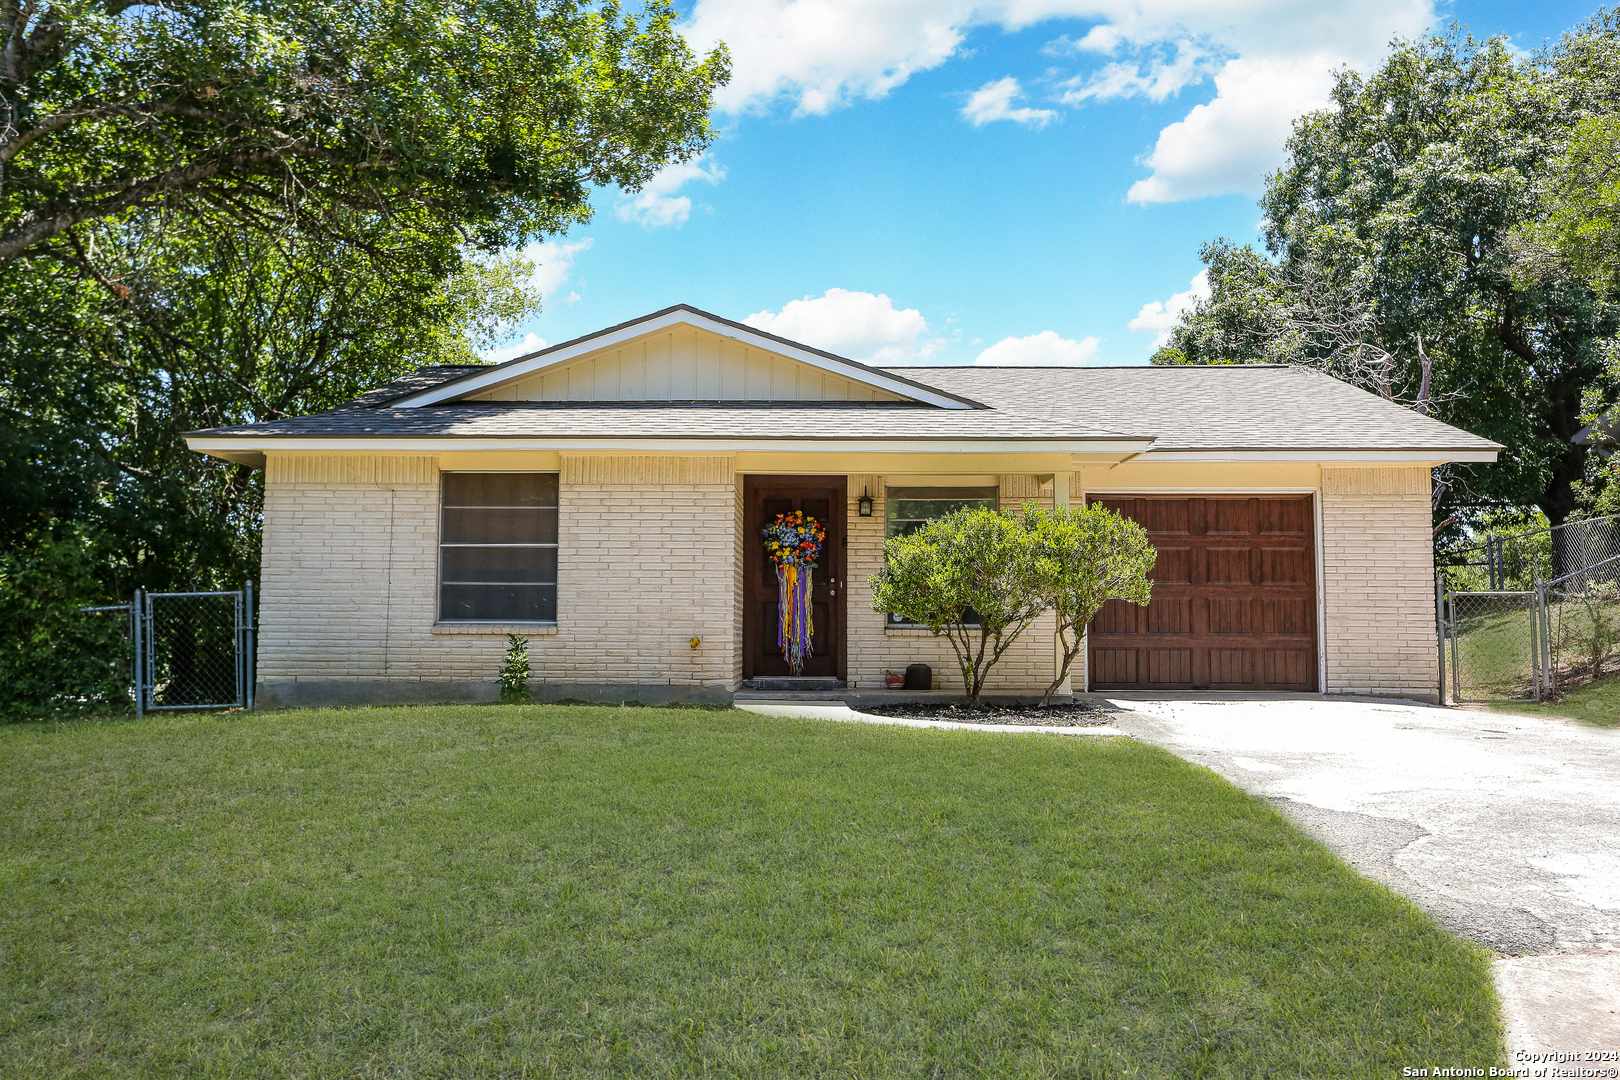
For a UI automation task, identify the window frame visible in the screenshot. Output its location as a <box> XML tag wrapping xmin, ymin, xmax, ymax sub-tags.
<box><xmin>883</xmin><ymin>485</ymin><xmax>999</xmax><ymax>628</ymax></box>
<box><xmin>436</xmin><ymin>471</ymin><xmax>561</xmax><ymax>625</ymax></box>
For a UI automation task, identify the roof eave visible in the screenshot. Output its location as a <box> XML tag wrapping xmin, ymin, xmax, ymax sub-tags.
<box><xmin>184</xmin><ymin>433</ymin><xmax>1158</xmax><ymax>457</ymax></box>
<box><xmin>1141</xmin><ymin>448</ymin><xmax>1500</xmax><ymax>463</ymax></box>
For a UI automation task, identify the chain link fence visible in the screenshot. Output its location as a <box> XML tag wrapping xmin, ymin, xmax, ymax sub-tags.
<box><xmin>1542</xmin><ymin>569</ymin><xmax>1620</xmax><ymax>699</ymax></box>
<box><xmin>1444</xmin><ymin>591</ymin><xmax>1542</xmax><ymax>702</ymax></box>
<box><xmin>143</xmin><ymin>591</ymin><xmax>250</xmax><ymax>710</ymax></box>
<box><xmin>76</xmin><ymin>585</ymin><xmax>255</xmax><ymax>715</ymax></box>
<box><xmin>1440</xmin><ymin>515</ymin><xmax>1620</xmax><ymax>702</ymax></box>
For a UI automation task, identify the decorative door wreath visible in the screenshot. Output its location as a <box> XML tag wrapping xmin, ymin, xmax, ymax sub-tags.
<box><xmin>762</xmin><ymin>511</ymin><xmax>826</xmax><ymax>674</ymax></box>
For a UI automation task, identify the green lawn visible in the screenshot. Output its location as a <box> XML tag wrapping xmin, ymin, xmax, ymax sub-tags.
<box><xmin>1492</xmin><ymin>672</ymin><xmax>1620</xmax><ymax>727</ymax></box>
<box><xmin>0</xmin><ymin>705</ymin><xmax>1501</xmax><ymax>1077</ymax></box>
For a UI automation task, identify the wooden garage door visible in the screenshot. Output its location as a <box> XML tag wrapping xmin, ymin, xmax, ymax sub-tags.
<box><xmin>1087</xmin><ymin>496</ymin><xmax>1318</xmax><ymax>692</ymax></box>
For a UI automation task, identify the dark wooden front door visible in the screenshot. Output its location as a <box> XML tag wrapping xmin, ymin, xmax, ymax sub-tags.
<box><xmin>1086</xmin><ymin>495</ymin><xmax>1318</xmax><ymax>692</ymax></box>
<box><xmin>744</xmin><ymin>476</ymin><xmax>846</xmax><ymax>680</ymax></box>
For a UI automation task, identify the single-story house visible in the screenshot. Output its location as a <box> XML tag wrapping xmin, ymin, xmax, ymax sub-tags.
<box><xmin>185</xmin><ymin>304</ymin><xmax>1501</xmax><ymax>707</ymax></box>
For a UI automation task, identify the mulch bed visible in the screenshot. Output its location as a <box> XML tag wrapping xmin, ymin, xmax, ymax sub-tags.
<box><xmin>855</xmin><ymin>701</ymin><xmax>1114</xmax><ymax>727</ymax></box>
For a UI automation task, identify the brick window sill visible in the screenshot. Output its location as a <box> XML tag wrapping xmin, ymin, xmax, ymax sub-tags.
<box><xmin>431</xmin><ymin>623</ymin><xmax>559</xmax><ymax>636</ymax></box>
<box><xmin>884</xmin><ymin>626</ymin><xmax>944</xmax><ymax>638</ymax></box>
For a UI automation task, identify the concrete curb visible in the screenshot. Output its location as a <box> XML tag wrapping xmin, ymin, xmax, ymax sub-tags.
<box><xmin>734</xmin><ymin>700</ymin><xmax>1128</xmax><ymax>736</ymax></box>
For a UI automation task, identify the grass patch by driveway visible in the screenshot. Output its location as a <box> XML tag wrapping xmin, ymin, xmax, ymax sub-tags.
<box><xmin>0</xmin><ymin>704</ymin><xmax>1500</xmax><ymax>1077</ymax></box>
<box><xmin>1491</xmin><ymin>673</ymin><xmax>1620</xmax><ymax>727</ymax></box>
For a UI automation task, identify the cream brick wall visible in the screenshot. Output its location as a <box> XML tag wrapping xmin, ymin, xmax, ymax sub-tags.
<box><xmin>1321</xmin><ymin>467</ymin><xmax>1439</xmax><ymax>699</ymax></box>
<box><xmin>844</xmin><ymin>474</ymin><xmax>1060</xmax><ymax>694</ymax></box>
<box><xmin>258</xmin><ymin>453</ymin><xmax>1438</xmax><ymax>702</ymax></box>
<box><xmin>258</xmin><ymin>453</ymin><xmax>740</xmax><ymax>694</ymax></box>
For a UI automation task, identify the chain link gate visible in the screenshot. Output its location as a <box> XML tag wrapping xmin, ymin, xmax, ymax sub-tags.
<box><xmin>131</xmin><ymin>583</ymin><xmax>256</xmax><ymax>715</ymax></box>
<box><xmin>1440</xmin><ymin>589</ymin><xmax>1544</xmax><ymax>703</ymax></box>
<box><xmin>1439</xmin><ymin>515</ymin><xmax>1620</xmax><ymax>703</ymax></box>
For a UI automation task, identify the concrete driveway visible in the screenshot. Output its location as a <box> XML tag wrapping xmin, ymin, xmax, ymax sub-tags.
<box><xmin>1105</xmin><ymin>696</ymin><xmax>1620</xmax><ymax>1057</ymax></box>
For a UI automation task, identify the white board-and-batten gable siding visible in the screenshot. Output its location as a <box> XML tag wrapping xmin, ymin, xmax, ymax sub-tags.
<box><xmin>466</xmin><ymin>326</ymin><xmax>910</xmax><ymax>404</ymax></box>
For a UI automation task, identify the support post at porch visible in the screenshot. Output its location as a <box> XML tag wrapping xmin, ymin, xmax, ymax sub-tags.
<box><xmin>1053</xmin><ymin>471</ymin><xmax>1073</xmax><ymax>697</ymax></box>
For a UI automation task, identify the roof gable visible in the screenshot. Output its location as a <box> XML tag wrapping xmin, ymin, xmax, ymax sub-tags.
<box><xmin>391</xmin><ymin>305</ymin><xmax>979</xmax><ymax>410</ymax></box>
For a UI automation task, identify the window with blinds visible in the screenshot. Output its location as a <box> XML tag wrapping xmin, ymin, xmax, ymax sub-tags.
<box><xmin>438</xmin><ymin>473</ymin><xmax>559</xmax><ymax>623</ymax></box>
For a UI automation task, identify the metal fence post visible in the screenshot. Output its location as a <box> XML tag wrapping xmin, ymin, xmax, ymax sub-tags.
<box><xmin>1538</xmin><ymin>581</ymin><xmax>1553</xmax><ymax>699</ymax></box>
<box><xmin>1446</xmin><ymin>589</ymin><xmax>1460</xmax><ymax>699</ymax></box>
<box><xmin>244</xmin><ymin>580</ymin><xmax>255</xmax><ymax>711</ymax></box>
<box><xmin>132</xmin><ymin>588</ymin><xmax>144</xmax><ymax>718</ymax></box>
<box><xmin>1435</xmin><ymin>575</ymin><xmax>1447</xmax><ymax>705</ymax></box>
<box><xmin>1530</xmin><ymin>584</ymin><xmax>1543</xmax><ymax>700</ymax></box>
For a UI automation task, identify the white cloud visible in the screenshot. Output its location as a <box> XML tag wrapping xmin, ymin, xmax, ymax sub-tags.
<box><xmin>482</xmin><ymin>332</ymin><xmax>548</xmax><ymax>364</ymax></box>
<box><xmin>685</xmin><ymin>0</ymin><xmax>974</xmax><ymax>115</ymax></box>
<box><xmin>961</xmin><ymin>76</ymin><xmax>1058</xmax><ymax>128</ymax></box>
<box><xmin>1125</xmin><ymin>55</ymin><xmax>1337</xmax><ymax>203</ymax></box>
<box><xmin>683</xmin><ymin>0</ymin><xmax>1435</xmax><ymax>201</ymax></box>
<box><xmin>1059</xmin><ymin>42</ymin><xmax>1212</xmax><ymax>104</ymax></box>
<box><xmin>1128</xmin><ymin>269</ymin><xmax>1210</xmax><ymax>347</ymax></box>
<box><xmin>974</xmin><ymin>330</ymin><xmax>1101</xmax><ymax>366</ymax></box>
<box><xmin>743</xmin><ymin>288</ymin><xmax>939</xmax><ymax>364</ymax></box>
<box><xmin>616</xmin><ymin>156</ymin><xmax>726</xmax><ymax>229</ymax></box>
<box><xmin>520</xmin><ymin>238</ymin><xmax>592</xmax><ymax>302</ymax></box>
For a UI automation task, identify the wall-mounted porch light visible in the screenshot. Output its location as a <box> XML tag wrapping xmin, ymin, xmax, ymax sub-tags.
<box><xmin>857</xmin><ymin>488</ymin><xmax>874</xmax><ymax>517</ymax></box>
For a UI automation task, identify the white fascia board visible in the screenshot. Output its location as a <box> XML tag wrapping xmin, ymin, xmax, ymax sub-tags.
<box><xmin>390</xmin><ymin>309</ymin><xmax>977</xmax><ymax>411</ymax></box>
<box><xmin>1140</xmin><ymin>449</ymin><xmax>1499</xmax><ymax>463</ymax></box>
<box><xmin>186</xmin><ymin>435</ymin><xmax>1156</xmax><ymax>455</ymax></box>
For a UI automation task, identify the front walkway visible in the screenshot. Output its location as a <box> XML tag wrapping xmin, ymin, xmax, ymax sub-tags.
<box><xmin>1103</xmin><ymin>696</ymin><xmax>1620</xmax><ymax>1058</ymax></box>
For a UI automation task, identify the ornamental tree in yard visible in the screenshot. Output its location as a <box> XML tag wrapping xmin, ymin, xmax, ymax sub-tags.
<box><xmin>869</xmin><ymin>506</ymin><xmax>1047</xmax><ymax>703</ymax></box>
<box><xmin>1021</xmin><ymin>505</ymin><xmax>1156</xmax><ymax>706</ymax></box>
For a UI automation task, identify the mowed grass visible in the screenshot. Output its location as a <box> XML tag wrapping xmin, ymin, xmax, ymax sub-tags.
<box><xmin>1493</xmin><ymin>672</ymin><xmax>1620</xmax><ymax>727</ymax></box>
<box><xmin>0</xmin><ymin>705</ymin><xmax>1500</xmax><ymax>1078</ymax></box>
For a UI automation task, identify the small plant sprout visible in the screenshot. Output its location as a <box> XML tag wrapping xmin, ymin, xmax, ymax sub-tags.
<box><xmin>500</xmin><ymin>635</ymin><xmax>531</xmax><ymax>703</ymax></box>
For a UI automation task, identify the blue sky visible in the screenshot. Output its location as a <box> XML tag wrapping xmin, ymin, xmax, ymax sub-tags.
<box><xmin>492</xmin><ymin>0</ymin><xmax>1599</xmax><ymax>369</ymax></box>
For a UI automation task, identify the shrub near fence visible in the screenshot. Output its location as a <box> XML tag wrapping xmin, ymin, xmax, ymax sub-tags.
<box><xmin>0</xmin><ymin>535</ymin><xmax>131</xmax><ymax>721</ymax></box>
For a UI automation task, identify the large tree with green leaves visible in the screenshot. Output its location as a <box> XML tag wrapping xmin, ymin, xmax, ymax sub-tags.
<box><xmin>0</xmin><ymin>0</ymin><xmax>729</xmax><ymax>717</ymax></box>
<box><xmin>0</xmin><ymin>224</ymin><xmax>541</xmax><ymax>719</ymax></box>
<box><xmin>0</xmin><ymin>0</ymin><xmax>729</xmax><ymax>265</ymax></box>
<box><xmin>1155</xmin><ymin>24</ymin><xmax>1620</xmax><ymax>534</ymax></box>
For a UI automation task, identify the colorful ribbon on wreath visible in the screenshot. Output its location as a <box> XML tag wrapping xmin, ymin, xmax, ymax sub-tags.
<box><xmin>776</xmin><ymin>562</ymin><xmax>814</xmax><ymax>674</ymax></box>
<box><xmin>762</xmin><ymin>510</ymin><xmax>826</xmax><ymax>675</ymax></box>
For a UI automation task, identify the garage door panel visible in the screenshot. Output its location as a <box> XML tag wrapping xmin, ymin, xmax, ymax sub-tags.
<box><xmin>1147</xmin><ymin>649</ymin><xmax>1193</xmax><ymax>687</ymax></box>
<box><xmin>1264</xmin><ymin>649</ymin><xmax>1315</xmax><ymax>689</ymax></box>
<box><xmin>1208</xmin><ymin>597</ymin><xmax>1251</xmax><ymax>635</ymax></box>
<box><xmin>1094</xmin><ymin>598</ymin><xmax>1138</xmax><ymax>634</ymax></box>
<box><xmin>1151</xmin><ymin>547</ymin><xmax>1192</xmax><ymax>584</ymax></box>
<box><xmin>1091</xmin><ymin>649</ymin><xmax>1138</xmax><ymax>686</ymax></box>
<box><xmin>1209</xmin><ymin>649</ymin><xmax>1254</xmax><ymax>687</ymax></box>
<box><xmin>1261</xmin><ymin>547</ymin><xmax>1311</xmax><ymax>584</ymax></box>
<box><xmin>1207</xmin><ymin>499</ymin><xmax>1255</xmax><ymax>534</ymax></box>
<box><xmin>1206</xmin><ymin>547</ymin><xmax>1254</xmax><ymax>584</ymax></box>
<box><xmin>1087</xmin><ymin>494</ymin><xmax>1317</xmax><ymax>692</ymax></box>
<box><xmin>1262</xmin><ymin>597</ymin><xmax>1312</xmax><ymax>635</ymax></box>
<box><xmin>1260</xmin><ymin>499</ymin><xmax>1311</xmax><ymax>535</ymax></box>
<box><xmin>1139</xmin><ymin>499</ymin><xmax>1189</xmax><ymax>534</ymax></box>
<box><xmin>1148</xmin><ymin>597</ymin><xmax>1191</xmax><ymax>635</ymax></box>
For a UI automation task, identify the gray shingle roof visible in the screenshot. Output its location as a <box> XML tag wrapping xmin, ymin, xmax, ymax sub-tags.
<box><xmin>189</xmin><ymin>357</ymin><xmax>1499</xmax><ymax>455</ymax></box>
<box><xmin>887</xmin><ymin>364</ymin><xmax>1501</xmax><ymax>453</ymax></box>
<box><xmin>193</xmin><ymin>400</ymin><xmax>1145</xmax><ymax>442</ymax></box>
